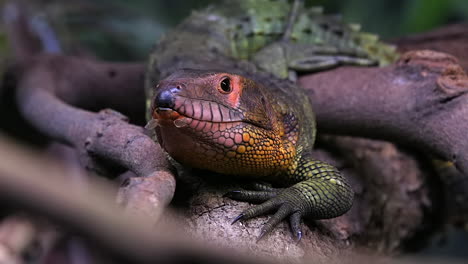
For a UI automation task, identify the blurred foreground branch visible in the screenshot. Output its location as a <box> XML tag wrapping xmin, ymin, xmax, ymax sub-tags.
<box><xmin>0</xmin><ymin>214</ymin><xmax>58</xmax><ymax>264</ymax></box>
<box><xmin>0</xmin><ymin>135</ymin><xmax>280</xmax><ymax>264</ymax></box>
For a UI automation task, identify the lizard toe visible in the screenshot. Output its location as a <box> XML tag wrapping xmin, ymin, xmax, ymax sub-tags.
<box><xmin>257</xmin><ymin>204</ymin><xmax>296</xmax><ymax>242</ymax></box>
<box><xmin>224</xmin><ymin>189</ymin><xmax>279</xmax><ymax>203</ymax></box>
<box><xmin>230</xmin><ymin>195</ymin><xmax>306</xmax><ymax>241</ymax></box>
<box><xmin>231</xmin><ymin>197</ymin><xmax>283</xmax><ymax>224</ymax></box>
<box><xmin>289</xmin><ymin>211</ymin><xmax>303</xmax><ymax>243</ymax></box>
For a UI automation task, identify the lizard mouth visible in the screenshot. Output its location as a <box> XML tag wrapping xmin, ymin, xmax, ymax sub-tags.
<box><xmin>152</xmin><ymin>106</ymin><xmax>242</xmax><ymax>131</ymax></box>
<box><xmin>152</xmin><ymin>96</ymin><xmax>270</xmax><ymax>131</ymax></box>
<box><xmin>151</xmin><ymin>106</ymin><xmax>273</xmax><ymax>135</ymax></box>
<box><xmin>153</xmin><ymin>96</ymin><xmax>244</xmax><ymax>124</ymax></box>
<box><xmin>153</xmin><ymin>107</ymin><xmax>182</xmax><ymax>120</ymax></box>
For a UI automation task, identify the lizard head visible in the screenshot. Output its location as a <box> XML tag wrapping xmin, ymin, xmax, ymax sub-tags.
<box><xmin>148</xmin><ymin>69</ymin><xmax>282</xmax><ymax>175</ymax></box>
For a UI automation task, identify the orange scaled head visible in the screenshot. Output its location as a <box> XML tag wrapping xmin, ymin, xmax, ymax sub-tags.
<box><xmin>149</xmin><ymin>69</ymin><xmax>282</xmax><ymax>176</ymax></box>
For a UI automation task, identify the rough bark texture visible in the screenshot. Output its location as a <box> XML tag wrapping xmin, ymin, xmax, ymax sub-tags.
<box><xmin>2</xmin><ymin>4</ymin><xmax>468</xmax><ymax>261</ymax></box>
<box><xmin>299</xmin><ymin>50</ymin><xmax>468</xmax><ymax>174</ymax></box>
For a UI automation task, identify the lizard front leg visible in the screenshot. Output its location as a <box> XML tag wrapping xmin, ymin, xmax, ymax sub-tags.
<box><xmin>226</xmin><ymin>155</ymin><xmax>354</xmax><ymax>241</ymax></box>
<box><xmin>252</xmin><ymin>42</ymin><xmax>377</xmax><ymax>79</ymax></box>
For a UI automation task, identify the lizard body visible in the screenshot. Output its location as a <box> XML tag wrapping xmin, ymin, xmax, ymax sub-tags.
<box><xmin>145</xmin><ymin>0</ymin><xmax>398</xmax><ymax>240</ymax></box>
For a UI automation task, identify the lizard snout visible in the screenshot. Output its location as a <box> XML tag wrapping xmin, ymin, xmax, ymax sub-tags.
<box><xmin>154</xmin><ymin>86</ymin><xmax>180</xmax><ymax>110</ymax></box>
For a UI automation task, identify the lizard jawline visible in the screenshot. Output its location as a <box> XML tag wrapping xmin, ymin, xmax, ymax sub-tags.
<box><xmin>153</xmin><ymin>107</ymin><xmax>269</xmax><ymax>131</ymax></box>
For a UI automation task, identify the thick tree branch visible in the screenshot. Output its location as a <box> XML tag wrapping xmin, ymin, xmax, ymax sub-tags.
<box><xmin>3</xmin><ymin>3</ymin><xmax>176</xmax><ymax>214</ymax></box>
<box><xmin>298</xmin><ymin>50</ymin><xmax>468</xmax><ymax>174</ymax></box>
<box><xmin>14</xmin><ymin>56</ymin><xmax>176</xmax><ymax>217</ymax></box>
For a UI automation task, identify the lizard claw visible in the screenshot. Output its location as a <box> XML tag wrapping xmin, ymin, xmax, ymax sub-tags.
<box><xmin>289</xmin><ymin>211</ymin><xmax>303</xmax><ymax>243</ymax></box>
<box><xmin>294</xmin><ymin>230</ymin><xmax>302</xmax><ymax>244</ymax></box>
<box><xmin>256</xmin><ymin>229</ymin><xmax>268</xmax><ymax>243</ymax></box>
<box><xmin>231</xmin><ymin>213</ymin><xmax>245</xmax><ymax>225</ymax></box>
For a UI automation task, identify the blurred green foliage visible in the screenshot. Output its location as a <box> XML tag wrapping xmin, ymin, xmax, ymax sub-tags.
<box><xmin>8</xmin><ymin>0</ymin><xmax>468</xmax><ymax>61</ymax></box>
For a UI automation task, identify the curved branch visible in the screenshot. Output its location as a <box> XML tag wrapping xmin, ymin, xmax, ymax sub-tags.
<box><xmin>298</xmin><ymin>50</ymin><xmax>468</xmax><ymax>174</ymax></box>
<box><xmin>14</xmin><ymin>55</ymin><xmax>176</xmax><ymax>214</ymax></box>
<box><xmin>4</xmin><ymin>4</ymin><xmax>176</xmax><ymax>215</ymax></box>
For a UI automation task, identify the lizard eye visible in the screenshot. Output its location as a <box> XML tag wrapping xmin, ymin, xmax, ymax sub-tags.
<box><xmin>218</xmin><ymin>77</ymin><xmax>232</xmax><ymax>94</ymax></box>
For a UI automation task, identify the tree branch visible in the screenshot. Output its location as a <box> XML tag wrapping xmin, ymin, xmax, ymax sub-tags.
<box><xmin>15</xmin><ymin>55</ymin><xmax>175</xmax><ymax>208</ymax></box>
<box><xmin>4</xmin><ymin>4</ymin><xmax>176</xmax><ymax>218</ymax></box>
<box><xmin>298</xmin><ymin>50</ymin><xmax>468</xmax><ymax>174</ymax></box>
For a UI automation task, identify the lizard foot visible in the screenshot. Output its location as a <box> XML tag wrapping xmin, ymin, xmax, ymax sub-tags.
<box><xmin>225</xmin><ymin>185</ymin><xmax>304</xmax><ymax>242</ymax></box>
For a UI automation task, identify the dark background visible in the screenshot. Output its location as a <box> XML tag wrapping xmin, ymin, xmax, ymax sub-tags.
<box><xmin>24</xmin><ymin>0</ymin><xmax>467</xmax><ymax>61</ymax></box>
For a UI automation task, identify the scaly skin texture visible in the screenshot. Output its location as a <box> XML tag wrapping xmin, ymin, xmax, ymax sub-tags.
<box><xmin>145</xmin><ymin>0</ymin><xmax>396</xmax><ymax>240</ymax></box>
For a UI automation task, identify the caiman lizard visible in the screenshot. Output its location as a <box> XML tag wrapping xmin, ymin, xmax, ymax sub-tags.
<box><xmin>144</xmin><ymin>0</ymin><xmax>398</xmax><ymax>241</ymax></box>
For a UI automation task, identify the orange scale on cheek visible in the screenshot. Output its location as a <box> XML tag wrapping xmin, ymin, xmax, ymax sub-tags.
<box><xmin>242</xmin><ymin>133</ymin><xmax>250</xmax><ymax>142</ymax></box>
<box><xmin>237</xmin><ymin>145</ymin><xmax>246</xmax><ymax>153</ymax></box>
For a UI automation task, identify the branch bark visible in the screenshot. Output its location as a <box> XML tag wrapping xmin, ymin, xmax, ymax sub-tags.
<box><xmin>298</xmin><ymin>50</ymin><xmax>468</xmax><ymax>174</ymax></box>
<box><xmin>15</xmin><ymin>55</ymin><xmax>176</xmax><ymax>211</ymax></box>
